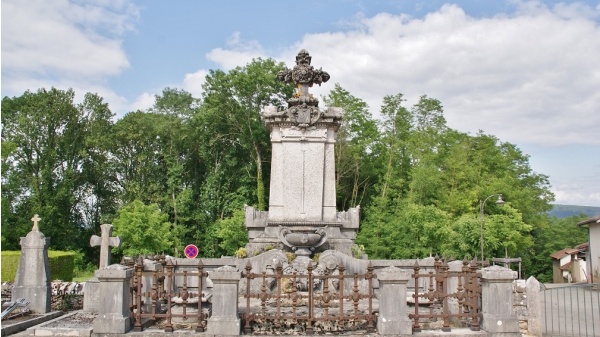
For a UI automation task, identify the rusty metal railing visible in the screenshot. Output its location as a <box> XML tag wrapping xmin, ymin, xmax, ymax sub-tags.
<box><xmin>242</xmin><ymin>260</ymin><xmax>376</xmax><ymax>334</ymax></box>
<box><xmin>130</xmin><ymin>256</ymin><xmax>208</xmax><ymax>332</ymax></box>
<box><xmin>410</xmin><ymin>256</ymin><xmax>481</xmax><ymax>332</ymax></box>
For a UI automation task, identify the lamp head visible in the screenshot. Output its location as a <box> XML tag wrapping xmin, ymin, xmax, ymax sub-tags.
<box><xmin>496</xmin><ymin>194</ymin><xmax>505</xmax><ymax>206</ymax></box>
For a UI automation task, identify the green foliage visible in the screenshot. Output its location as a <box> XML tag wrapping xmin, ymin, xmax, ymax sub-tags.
<box><xmin>1</xmin><ymin>251</ymin><xmax>75</xmax><ymax>282</ymax></box>
<box><xmin>213</xmin><ymin>209</ymin><xmax>248</xmax><ymax>256</ymax></box>
<box><xmin>48</xmin><ymin>251</ymin><xmax>76</xmax><ymax>281</ymax></box>
<box><xmin>112</xmin><ymin>200</ymin><xmax>180</xmax><ymax>256</ymax></box>
<box><xmin>286</xmin><ymin>252</ymin><xmax>297</xmax><ymax>264</ymax></box>
<box><xmin>1</xmin><ymin>88</ymin><xmax>116</xmax><ymax>253</ymax></box>
<box><xmin>324</xmin><ymin>84</ymin><xmax>380</xmax><ymax>210</ymax></box>
<box><xmin>1</xmin><ymin>251</ymin><xmax>20</xmax><ymax>281</ymax></box>
<box><xmin>235</xmin><ymin>247</ymin><xmax>247</xmax><ymax>258</ymax></box>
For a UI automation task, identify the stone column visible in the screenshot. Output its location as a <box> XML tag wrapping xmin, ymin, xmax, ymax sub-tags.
<box><xmin>376</xmin><ymin>266</ymin><xmax>412</xmax><ymax>336</ymax></box>
<box><xmin>93</xmin><ymin>264</ymin><xmax>133</xmax><ymax>334</ymax></box>
<box><xmin>12</xmin><ymin>214</ymin><xmax>51</xmax><ymax>314</ymax></box>
<box><xmin>480</xmin><ymin>265</ymin><xmax>520</xmax><ymax>336</ymax></box>
<box><xmin>206</xmin><ymin>266</ymin><xmax>241</xmax><ymax>336</ymax></box>
<box><xmin>525</xmin><ymin>276</ymin><xmax>542</xmax><ymax>336</ymax></box>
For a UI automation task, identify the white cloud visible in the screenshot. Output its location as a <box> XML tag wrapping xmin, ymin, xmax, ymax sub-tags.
<box><xmin>208</xmin><ymin>3</ymin><xmax>600</xmax><ymax>147</ymax></box>
<box><xmin>206</xmin><ymin>32</ymin><xmax>268</xmax><ymax>70</ymax></box>
<box><xmin>1</xmin><ymin>0</ymin><xmax>139</xmax><ymax>111</ymax></box>
<box><xmin>182</xmin><ymin>69</ymin><xmax>209</xmax><ymax>98</ymax></box>
<box><xmin>129</xmin><ymin>92</ymin><xmax>156</xmax><ymax>113</ymax></box>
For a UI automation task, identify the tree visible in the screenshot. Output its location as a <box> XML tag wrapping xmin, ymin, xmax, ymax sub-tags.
<box><xmin>112</xmin><ymin>200</ymin><xmax>180</xmax><ymax>256</ymax></box>
<box><xmin>1</xmin><ymin>88</ymin><xmax>114</xmax><ymax>252</ymax></box>
<box><xmin>323</xmin><ymin>84</ymin><xmax>380</xmax><ymax>210</ymax></box>
<box><xmin>200</xmin><ymin>58</ymin><xmax>291</xmax><ymax>211</ymax></box>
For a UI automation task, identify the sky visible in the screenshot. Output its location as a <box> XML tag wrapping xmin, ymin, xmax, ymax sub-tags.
<box><xmin>2</xmin><ymin>0</ymin><xmax>599</xmax><ymax>207</ymax></box>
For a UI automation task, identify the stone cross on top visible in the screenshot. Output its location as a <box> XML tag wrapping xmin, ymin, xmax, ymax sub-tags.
<box><xmin>277</xmin><ymin>49</ymin><xmax>330</xmax><ymax>108</ymax></box>
<box><xmin>31</xmin><ymin>214</ymin><xmax>41</xmax><ymax>231</ymax></box>
<box><xmin>90</xmin><ymin>224</ymin><xmax>122</xmax><ymax>269</ymax></box>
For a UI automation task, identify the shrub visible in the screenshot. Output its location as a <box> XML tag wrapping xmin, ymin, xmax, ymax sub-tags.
<box><xmin>1</xmin><ymin>250</ymin><xmax>75</xmax><ymax>282</ymax></box>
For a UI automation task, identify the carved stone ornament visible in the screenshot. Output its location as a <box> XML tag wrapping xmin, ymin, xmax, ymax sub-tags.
<box><xmin>273</xmin><ymin>50</ymin><xmax>332</xmax><ymax>127</ymax></box>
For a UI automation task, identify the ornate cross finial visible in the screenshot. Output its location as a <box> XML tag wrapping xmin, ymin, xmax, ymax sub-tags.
<box><xmin>277</xmin><ymin>49</ymin><xmax>330</xmax><ymax>108</ymax></box>
<box><xmin>31</xmin><ymin>214</ymin><xmax>41</xmax><ymax>231</ymax></box>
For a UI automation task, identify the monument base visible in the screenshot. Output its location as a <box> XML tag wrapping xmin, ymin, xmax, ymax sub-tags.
<box><xmin>93</xmin><ymin>313</ymin><xmax>131</xmax><ymax>334</ymax></box>
<box><xmin>206</xmin><ymin>316</ymin><xmax>241</xmax><ymax>335</ymax></box>
<box><xmin>12</xmin><ymin>285</ymin><xmax>50</xmax><ymax>314</ymax></box>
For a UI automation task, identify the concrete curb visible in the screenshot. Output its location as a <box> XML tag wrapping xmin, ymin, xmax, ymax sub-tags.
<box><xmin>1</xmin><ymin>311</ymin><xmax>63</xmax><ymax>336</ymax></box>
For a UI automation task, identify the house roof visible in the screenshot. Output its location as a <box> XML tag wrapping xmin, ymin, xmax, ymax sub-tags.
<box><xmin>574</xmin><ymin>242</ymin><xmax>589</xmax><ymax>251</ymax></box>
<box><xmin>577</xmin><ymin>215</ymin><xmax>600</xmax><ymax>227</ymax></box>
<box><xmin>559</xmin><ymin>261</ymin><xmax>573</xmax><ymax>271</ymax></box>
<box><xmin>550</xmin><ymin>248</ymin><xmax>580</xmax><ymax>260</ymax></box>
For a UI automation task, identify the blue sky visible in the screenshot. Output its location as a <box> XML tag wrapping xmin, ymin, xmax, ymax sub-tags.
<box><xmin>2</xmin><ymin>0</ymin><xmax>600</xmax><ymax>206</ymax></box>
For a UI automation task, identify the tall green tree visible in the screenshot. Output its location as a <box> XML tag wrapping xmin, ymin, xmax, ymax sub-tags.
<box><xmin>323</xmin><ymin>84</ymin><xmax>380</xmax><ymax>210</ymax></box>
<box><xmin>1</xmin><ymin>88</ymin><xmax>114</xmax><ymax>251</ymax></box>
<box><xmin>200</xmin><ymin>58</ymin><xmax>291</xmax><ymax>211</ymax></box>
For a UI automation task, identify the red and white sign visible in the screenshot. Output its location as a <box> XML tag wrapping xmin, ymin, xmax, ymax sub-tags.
<box><xmin>184</xmin><ymin>244</ymin><xmax>199</xmax><ymax>259</ymax></box>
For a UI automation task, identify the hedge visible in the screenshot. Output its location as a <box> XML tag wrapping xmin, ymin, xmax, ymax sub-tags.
<box><xmin>1</xmin><ymin>250</ymin><xmax>75</xmax><ymax>282</ymax></box>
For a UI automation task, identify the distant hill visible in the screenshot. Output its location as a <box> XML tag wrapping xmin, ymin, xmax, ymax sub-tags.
<box><xmin>548</xmin><ymin>204</ymin><xmax>600</xmax><ymax>218</ymax></box>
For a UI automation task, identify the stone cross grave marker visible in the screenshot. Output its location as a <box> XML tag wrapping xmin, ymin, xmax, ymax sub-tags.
<box><xmin>31</xmin><ymin>214</ymin><xmax>41</xmax><ymax>231</ymax></box>
<box><xmin>90</xmin><ymin>224</ymin><xmax>122</xmax><ymax>269</ymax></box>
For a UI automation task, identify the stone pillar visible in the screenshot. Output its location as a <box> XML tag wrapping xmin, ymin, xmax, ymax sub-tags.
<box><xmin>446</xmin><ymin>260</ymin><xmax>464</xmax><ymax>318</ymax></box>
<box><xmin>376</xmin><ymin>266</ymin><xmax>412</xmax><ymax>336</ymax></box>
<box><xmin>93</xmin><ymin>264</ymin><xmax>133</xmax><ymax>334</ymax></box>
<box><xmin>12</xmin><ymin>215</ymin><xmax>51</xmax><ymax>314</ymax></box>
<box><xmin>480</xmin><ymin>265</ymin><xmax>520</xmax><ymax>336</ymax></box>
<box><xmin>206</xmin><ymin>266</ymin><xmax>241</xmax><ymax>336</ymax></box>
<box><xmin>525</xmin><ymin>276</ymin><xmax>542</xmax><ymax>336</ymax></box>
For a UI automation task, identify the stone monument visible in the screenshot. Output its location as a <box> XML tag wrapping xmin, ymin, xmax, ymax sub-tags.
<box><xmin>84</xmin><ymin>223</ymin><xmax>121</xmax><ymax>312</ymax></box>
<box><xmin>12</xmin><ymin>214</ymin><xmax>51</xmax><ymax>313</ymax></box>
<box><xmin>245</xmin><ymin>50</ymin><xmax>360</xmax><ymax>258</ymax></box>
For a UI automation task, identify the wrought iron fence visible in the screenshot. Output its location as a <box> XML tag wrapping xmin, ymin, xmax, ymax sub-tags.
<box><xmin>241</xmin><ymin>260</ymin><xmax>376</xmax><ymax>335</ymax></box>
<box><xmin>129</xmin><ymin>256</ymin><xmax>209</xmax><ymax>332</ymax></box>
<box><xmin>542</xmin><ymin>283</ymin><xmax>599</xmax><ymax>337</ymax></box>
<box><xmin>410</xmin><ymin>257</ymin><xmax>481</xmax><ymax>332</ymax></box>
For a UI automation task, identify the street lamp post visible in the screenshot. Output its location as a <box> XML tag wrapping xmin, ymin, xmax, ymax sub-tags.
<box><xmin>479</xmin><ymin>194</ymin><xmax>505</xmax><ymax>262</ymax></box>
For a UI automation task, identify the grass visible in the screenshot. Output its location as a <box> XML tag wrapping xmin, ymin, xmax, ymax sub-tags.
<box><xmin>73</xmin><ymin>270</ymin><xmax>95</xmax><ymax>282</ymax></box>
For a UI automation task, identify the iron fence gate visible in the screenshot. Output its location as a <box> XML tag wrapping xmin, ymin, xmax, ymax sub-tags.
<box><xmin>241</xmin><ymin>260</ymin><xmax>376</xmax><ymax>335</ymax></box>
<box><xmin>410</xmin><ymin>257</ymin><xmax>482</xmax><ymax>332</ymax></box>
<box><xmin>128</xmin><ymin>256</ymin><xmax>209</xmax><ymax>332</ymax></box>
<box><xmin>542</xmin><ymin>283</ymin><xmax>600</xmax><ymax>337</ymax></box>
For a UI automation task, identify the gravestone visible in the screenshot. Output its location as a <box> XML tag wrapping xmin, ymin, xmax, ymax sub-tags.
<box><xmin>12</xmin><ymin>214</ymin><xmax>51</xmax><ymax>313</ymax></box>
<box><xmin>90</xmin><ymin>223</ymin><xmax>121</xmax><ymax>269</ymax></box>
<box><xmin>84</xmin><ymin>224</ymin><xmax>121</xmax><ymax>312</ymax></box>
<box><xmin>245</xmin><ymin>50</ymin><xmax>360</xmax><ymax>259</ymax></box>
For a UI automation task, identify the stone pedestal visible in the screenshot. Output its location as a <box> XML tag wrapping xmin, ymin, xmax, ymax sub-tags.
<box><xmin>12</xmin><ymin>228</ymin><xmax>51</xmax><ymax>314</ymax></box>
<box><xmin>206</xmin><ymin>266</ymin><xmax>242</xmax><ymax>336</ymax></box>
<box><xmin>480</xmin><ymin>265</ymin><xmax>520</xmax><ymax>336</ymax></box>
<box><xmin>83</xmin><ymin>276</ymin><xmax>99</xmax><ymax>312</ymax></box>
<box><xmin>376</xmin><ymin>267</ymin><xmax>412</xmax><ymax>336</ymax></box>
<box><xmin>93</xmin><ymin>265</ymin><xmax>133</xmax><ymax>334</ymax></box>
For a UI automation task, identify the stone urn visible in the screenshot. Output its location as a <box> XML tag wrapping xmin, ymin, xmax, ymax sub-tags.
<box><xmin>278</xmin><ymin>227</ymin><xmax>327</xmax><ymax>257</ymax></box>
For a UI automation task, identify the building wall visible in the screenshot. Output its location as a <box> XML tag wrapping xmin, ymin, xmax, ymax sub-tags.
<box><xmin>589</xmin><ymin>223</ymin><xmax>600</xmax><ymax>283</ymax></box>
<box><xmin>552</xmin><ymin>259</ymin><xmax>563</xmax><ymax>283</ymax></box>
